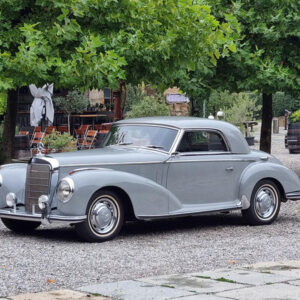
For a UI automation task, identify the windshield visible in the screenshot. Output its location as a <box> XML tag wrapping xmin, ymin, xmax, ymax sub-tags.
<box><xmin>103</xmin><ymin>125</ymin><xmax>178</xmax><ymax>152</ymax></box>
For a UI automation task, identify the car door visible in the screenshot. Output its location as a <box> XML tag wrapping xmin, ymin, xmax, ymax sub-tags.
<box><xmin>166</xmin><ymin>129</ymin><xmax>249</xmax><ymax>213</ymax></box>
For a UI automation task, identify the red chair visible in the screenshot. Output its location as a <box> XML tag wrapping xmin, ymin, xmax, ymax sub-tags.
<box><xmin>19</xmin><ymin>131</ymin><xmax>29</xmax><ymax>136</ymax></box>
<box><xmin>57</xmin><ymin>125</ymin><xmax>68</xmax><ymax>133</ymax></box>
<box><xmin>79</xmin><ymin>124</ymin><xmax>91</xmax><ymax>135</ymax></box>
<box><xmin>79</xmin><ymin>130</ymin><xmax>98</xmax><ymax>150</ymax></box>
<box><xmin>75</xmin><ymin>128</ymin><xmax>85</xmax><ymax>144</ymax></box>
<box><xmin>30</xmin><ymin>132</ymin><xmax>45</xmax><ymax>148</ymax></box>
<box><xmin>45</xmin><ymin>126</ymin><xmax>57</xmax><ymax>135</ymax></box>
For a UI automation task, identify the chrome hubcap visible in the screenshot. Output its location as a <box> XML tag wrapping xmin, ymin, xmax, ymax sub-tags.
<box><xmin>255</xmin><ymin>186</ymin><xmax>277</xmax><ymax>219</ymax></box>
<box><xmin>90</xmin><ymin>197</ymin><xmax>118</xmax><ymax>234</ymax></box>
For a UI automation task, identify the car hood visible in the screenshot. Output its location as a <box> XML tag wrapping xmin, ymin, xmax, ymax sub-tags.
<box><xmin>46</xmin><ymin>146</ymin><xmax>169</xmax><ymax>167</ymax></box>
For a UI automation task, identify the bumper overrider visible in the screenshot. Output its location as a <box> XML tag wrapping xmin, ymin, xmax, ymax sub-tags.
<box><xmin>0</xmin><ymin>207</ymin><xmax>86</xmax><ymax>224</ymax></box>
<box><xmin>285</xmin><ymin>191</ymin><xmax>300</xmax><ymax>201</ymax></box>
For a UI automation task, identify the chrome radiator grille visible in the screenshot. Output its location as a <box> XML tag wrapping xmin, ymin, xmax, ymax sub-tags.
<box><xmin>25</xmin><ymin>163</ymin><xmax>51</xmax><ymax>213</ymax></box>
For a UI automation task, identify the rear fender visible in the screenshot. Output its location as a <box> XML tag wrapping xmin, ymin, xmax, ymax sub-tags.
<box><xmin>239</xmin><ymin>162</ymin><xmax>300</xmax><ymax>209</ymax></box>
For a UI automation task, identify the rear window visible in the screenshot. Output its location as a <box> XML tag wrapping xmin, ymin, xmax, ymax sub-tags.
<box><xmin>177</xmin><ymin>130</ymin><xmax>228</xmax><ymax>153</ymax></box>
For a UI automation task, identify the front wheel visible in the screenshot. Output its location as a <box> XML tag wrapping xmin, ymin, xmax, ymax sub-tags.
<box><xmin>1</xmin><ymin>218</ymin><xmax>41</xmax><ymax>233</ymax></box>
<box><xmin>75</xmin><ymin>190</ymin><xmax>124</xmax><ymax>242</ymax></box>
<box><xmin>242</xmin><ymin>180</ymin><xmax>281</xmax><ymax>225</ymax></box>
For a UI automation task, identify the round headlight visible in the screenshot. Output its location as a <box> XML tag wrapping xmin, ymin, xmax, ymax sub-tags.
<box><xmin>0</xmin><ymin>174</ymin><xmax>3</xmax><ymax>187</ymax></box>
<box><xmin>57</xmin><ymin>177</ymin><xmax>74</xmax><ymax>203</ymax></box>
<box><xmin>6</xmin><ymin>192</ymin><xmax>16</xmax><ymax>207</ymax></box>
<box><xmin>38</xmin><ymin>195</ymin><xmax>49</xmax><ymax>210</ymax></box>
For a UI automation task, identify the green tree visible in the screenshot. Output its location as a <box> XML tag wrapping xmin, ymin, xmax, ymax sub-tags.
<box><xmin>224</xmin><ymin>92</ymin><xmax>261</xmax><ymax>134</ymax></box>
<box><xmin>204</xmin><ymin>0</ymin><xmax>300</xmax><ymax>153</ymax></box>
<box><xmin>127</xmin><ymin>95</ymin><xmax>170</xmax><ymax>118</ymax></box>
<box><xmin>53</xmin><ymin>90</ymin><xmax>89</xmax><ymax>133</ymax></box>
<box><xmin>0</xmin><ymin>0</ymin><xmax>238</xmax><ymax>161</ymax></box>
<box><xmin>124</xmin><ymin>84</ymin><xmax>144</xmax><ymax>113</ymax></box>
<box><xmin>273</xmin><ymin>92</ymin><xmax>300</xmax><ymax>117</ymax></box>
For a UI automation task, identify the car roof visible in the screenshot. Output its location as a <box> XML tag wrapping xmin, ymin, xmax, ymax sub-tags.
<box><xmin>117</xmin><ymin>117</ymin><xmax>250</xmax><ymax>154</ymax></box>
<box><xmin>118</xmin><ymin>116</ymin><xmax>233</xmax><ymax>129</ymax></box>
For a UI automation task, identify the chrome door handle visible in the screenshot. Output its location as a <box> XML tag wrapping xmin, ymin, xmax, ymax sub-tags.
<box><xmin>226</xmin><ymin>167</ymin><xmax>234</xmax><ymax>172</ymax></box>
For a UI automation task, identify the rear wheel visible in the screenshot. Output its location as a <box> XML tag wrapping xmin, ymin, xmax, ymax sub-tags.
<box><xmin>242</xmin><ymin>180</ymin><xmax>281</xmax><ymax>225</ymax></box>
<box><xmin>75</xmin><ymin>190</ymin><xmax>124</xmax><ymax>242</ymax></box>
<box><xmin>1</xmin><ymin>218</ymin><xmax>41</xmax><ymax>233</ymax></box>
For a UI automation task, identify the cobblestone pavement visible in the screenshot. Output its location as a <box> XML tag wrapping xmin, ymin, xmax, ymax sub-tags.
<box><xmin>0</xmin><ymin>127</ymin><xmax>300</xmax><ymax>297</ymax></box>
<box><xmin>5</xmin><ymin>260</ymin><xmax>300</xmax><ymax>300</ymax></box>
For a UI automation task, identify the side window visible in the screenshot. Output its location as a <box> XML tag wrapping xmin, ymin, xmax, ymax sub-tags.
<box><xmin>177</xmin><ymin>131</ymin><xmax>228</xmax><ymax>153</ymax></box>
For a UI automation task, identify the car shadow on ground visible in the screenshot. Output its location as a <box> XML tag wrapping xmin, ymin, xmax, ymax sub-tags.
<box><xmin>1</xmin><ymin>212</ymin><xmax>243</xmax><ymax>242</ymax></box>
<box><xmin>0</xmin><ymin>211</ymin><xmax>296</xmax><ymax>243</ymax></box>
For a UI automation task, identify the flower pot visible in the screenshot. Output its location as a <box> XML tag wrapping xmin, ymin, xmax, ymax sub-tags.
<box><xmin>245</xmin><ymin>136</ymin><xmax>254</xmax><ymax>146</ymax></box>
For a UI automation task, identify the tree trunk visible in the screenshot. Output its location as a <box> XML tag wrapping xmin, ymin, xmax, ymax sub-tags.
<box><xmin>3</xmin><ymin>89</ymin><xmax>18</xmax><ymax>163</ymax></box>
<box><xmin>121</xmin><ymin>82</ymin><xmax>127</xmax><ymax>114</ymax></box>
<box><xmin>113</xmin><ymin>85</ymin><xmax>122</xmax><ymax>121</ymax></box>
<box><xmin>260</xmin><ymin>93</ymin><xmax>273</xmax><ymax>154</ymax></box>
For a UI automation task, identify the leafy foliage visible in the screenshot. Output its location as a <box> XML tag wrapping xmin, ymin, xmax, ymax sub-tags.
<box><xmin>0</xmin><ymin>92</ymin><xmax>7</xmax><ymax>115</ymax></box>
<box><xmin>43</xmin><ymin>131</ymin><xmax>77</xmax><ymax>152</ymax></box>
<box><xmin>127</xmin><ymin>96</ymin><xmax>170</xmax><ymax>118</ymax></box>
<box><xmin>206</xmin><ymin>90</ymin><xmax>237</xmax><ymax>116</ymax></box>
<box><xmin>207</xmin><ymin>0</ymin><xmax>300</xmax><ymax>94</ymax></box>
<box><xmin>124</xmin><ymin>84</ymin><xmax>144</xmax><ymax>113</ymax></box>
<box><xmin>0</xmin><ymin>0</ymin><xmax>239</xmax><ymax>92</ymax></box>
<box><xmin>224</xmin><ymin>93</ymin><xmax>261</xmax><ymax>134</ymax></box>
<box><xmin>0</xmin><ymin>0</ymin><xmax>240</xmax><ymax>161</ymax></box>
<box><xmin>290</xmin><ymin>110</ymin><xmax>300</xmax><ymax>123</ymax></box>
<box><xmin>53</xmin><ymin>90</ymin><xmax>89</xmax><ymax>132</ymax></box>
<box><xmin>273</xmin><ymin>92</ymin><xmax>300</xmax><ymax>117</ymax></box>
<box><xmin>54</xmin><ymin>90</ymin><xmax>89</xmax><ymax>115</ymax></box>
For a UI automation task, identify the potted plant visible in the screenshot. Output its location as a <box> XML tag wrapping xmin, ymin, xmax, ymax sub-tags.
<box><xmin>53</xmin><ymin>90</ymin><xmax>89</xmax><ymax>133</ymax></box>
<box><xmin>42</xmin><ymin>131</ymin><xmax>77</xmax><ymax>153</ymax></box>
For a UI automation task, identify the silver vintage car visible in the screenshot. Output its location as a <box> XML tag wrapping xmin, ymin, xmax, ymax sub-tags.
<box><xmin>1</xmin><ymin>117</ymin><xmax>300</xmax><ymax>242</ymax></box>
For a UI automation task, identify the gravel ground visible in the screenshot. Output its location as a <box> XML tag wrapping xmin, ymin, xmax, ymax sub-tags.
<box><xmin>1</xmin><ymin>127</ymin><xmax>300</xmax><ymax>297</ymax></box>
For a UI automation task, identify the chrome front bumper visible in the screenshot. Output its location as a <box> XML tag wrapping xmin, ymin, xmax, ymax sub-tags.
<box><xmin>286</xmin><ymin>191</ymin><xmax>300</xmax><ymax>201</ymax></box>
<box><xmin>0</xmin><ymin>208</ymin><xmax>86</xmax><ymax>224</ymax></box>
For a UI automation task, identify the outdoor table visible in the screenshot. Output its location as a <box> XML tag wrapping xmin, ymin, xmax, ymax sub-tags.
<box><xmin>71</xmin><ymin>114</ymin><xmax>107</xmax><ymax>129</ymax></box>
<box><xmin>242</xmin><ymin>121</ymin><xmax>258</xmax><ymax>137</ymax></box>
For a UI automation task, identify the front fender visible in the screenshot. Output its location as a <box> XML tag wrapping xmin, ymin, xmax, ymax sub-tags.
<box><xmin>56</xmin><ymin>169</ymin><xmax>175</xmax><ymax>218</ymax></box>
<box><xmin>0</xmin><ymin>164</ymin><xmax>27</xmax><ymax>208</ymax></box>
<box><xmin>239</xmin><ymin>162</ymin><xmax>300</xmax><ymax>209</ymax></box>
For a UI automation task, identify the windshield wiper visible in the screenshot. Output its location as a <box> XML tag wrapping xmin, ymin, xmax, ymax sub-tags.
<box><xmin>145</xmin><ymin>145</ymin><xmax>164</xmax><ymax>149</ymax></box>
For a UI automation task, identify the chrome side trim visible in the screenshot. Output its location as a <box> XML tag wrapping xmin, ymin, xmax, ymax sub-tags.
<box><xmin>61</xmin><ymin>161</ymin><xmax>164</xmax><ymax>167</ymax></box>
<box><xmin>166</xmin><ymin>158</ymin><xmax>256</xmax><ymax>163</ymax></box>
<box><xmin>137</xmin><ymin>206</ymin><xmax>242</xmax><ymax>220</ymax></box>
<box><xmin>285</xmin><ymin>191</ymin><xmax>300</xmax><ymax>201</ymax></box>
<box><xmin>0</xmin><ymin>209</ymin><xmax>86</xmax><ymax>223</ymax></box>
<box><xmin>177</xmin><ymin>151</ymin><xmax>232</xmax><ymax>156</ymax></box>
<box><xmin>70</xmin><ymin>167</ymin><xmax>112</xmax><ymax>174</ymax></box>
<box><xmin>170</xmin><ymin>129</ymin><xmax>184</xmax><ymax>154</ymax></box>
